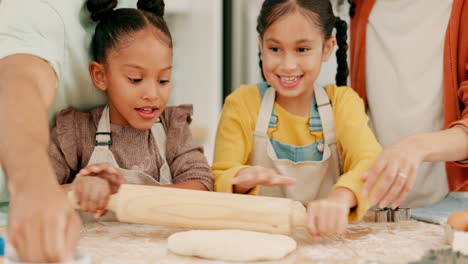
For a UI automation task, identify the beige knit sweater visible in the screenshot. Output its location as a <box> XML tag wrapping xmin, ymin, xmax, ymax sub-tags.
<box><xmin>48</xmin><ymin>105</ymin><xmax>213</xmax><ymax>190</ymax></box>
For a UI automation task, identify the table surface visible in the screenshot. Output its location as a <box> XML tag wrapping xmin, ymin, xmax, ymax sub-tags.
<box><xmin>0</xmin><ymin>214</ymin><xmax>451</xmax><ymax>264</ymax></box>
<box><xmin>73</xmin><ymin>219</ymin><xmax>449</xmax><ymax>264</ymax></box>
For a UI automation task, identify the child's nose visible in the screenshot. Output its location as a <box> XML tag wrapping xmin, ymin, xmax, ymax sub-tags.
<box><xmin>280</xmin><ymin>53</ymin><xmax>298</xmax><ymax>72</ymax></box>
<box><xmin>142</xmin><ymin>83</ymin><xmax>159</xmax><ymax>101</ymax></box>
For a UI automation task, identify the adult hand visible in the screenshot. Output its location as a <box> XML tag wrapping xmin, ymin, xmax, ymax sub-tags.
<box><xmin>230</xmin><ymin>166</ymin><xmax>296</xmax><ymax>194</ymax></box>
<box><xmin>361</xmin><ymin>136</ymin><xmax>424</xmax><ymax>209</ymax></box>
<box><xmin>8</xmin><ymin>182</ymin><xmax>81</xmax><ymax>262</ymax></box>
<box><xmin>2</xmin><ymin>55</ymin><xmax>80</xmax><ymax>261</ymax></box>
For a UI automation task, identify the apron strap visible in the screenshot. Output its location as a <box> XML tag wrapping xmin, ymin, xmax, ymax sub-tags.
<box><xmin>255</xmin><ymin>87</ymin><xmax>276</xmax><ymax>134</ymax></box>
<box><xmin>308</xmin><ymin>95</ymin><xmax>323</xmax><ymax>132</ymax></box>
<box><xmin>95</xmin><ymin>105</ymin><xmax>112</xmax><ymax>148</ymax></box>
<box><xmin>314</xmin><ymin>84</ymin><xmax>344</xmax><ymax>174</ymax></box>
<box><xmin>150</xmin><ymin>118</ymin><xmax>173</xmax><ymax>185</ymax></box>
<box><xmin>314</xmin><ymin>85</ymin><xmax>336</xmax><ymax>145</ymax></box>
<box><xmin>151</xmin><ymin>118</ymin><xmax>167</xmax><ymax>160</ymax></box>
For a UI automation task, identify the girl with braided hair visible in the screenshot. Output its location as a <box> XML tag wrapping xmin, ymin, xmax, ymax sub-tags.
<box><xmin>213</xmin><ymin>0</ymin><xmax>381</xmax><ymax>239</ymax></box>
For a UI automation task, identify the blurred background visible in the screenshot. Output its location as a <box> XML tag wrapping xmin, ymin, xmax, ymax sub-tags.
<box><xmin>164</xmin><ymin>0</ymin><xmax>352</xmax><ymax>163</ymax></box>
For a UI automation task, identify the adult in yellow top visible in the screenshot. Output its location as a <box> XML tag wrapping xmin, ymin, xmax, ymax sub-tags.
<box><xmin>213</xmin><ymin>0</ymin><xmax>381</xmax><ymax>240</ymax></box>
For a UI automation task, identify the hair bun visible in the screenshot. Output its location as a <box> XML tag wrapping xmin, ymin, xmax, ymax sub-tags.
<box><xmin>137</xmin><ymin>0</ymin><xmax>165</xmax><ymax>17</ymax></box>
<box><xmin>87</xmin><ymin>0</ymin><xmax>118</xmax><ymax>22</ymax></box>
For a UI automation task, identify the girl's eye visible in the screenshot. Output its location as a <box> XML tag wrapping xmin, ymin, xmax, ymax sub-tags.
<box><xmin>270</xmin><ymin>47</ymin><xmax>280</xmax><ymax>52</ymax></box>
<box><xmin>159</xmin><ymin>80</ymin><xmax>170</xmax><ymax>85</ymax></box>
<box><xmin>298</xmin><ymin>47</ymin><xmax>309</xmax><ymax>52</ymax></box>
<box><xmin>128</xmin><ymin>78</ymin><xmax>142</xmax><ymax>83</ymax></box>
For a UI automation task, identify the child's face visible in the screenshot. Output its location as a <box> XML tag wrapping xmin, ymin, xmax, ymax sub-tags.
<box><xmin>90</xmin><ymin>27</ymin><xmax>172</xmax><ymax>130</ymax></box>
<box><xmin>259</xmin><ymin>11</ymin><xmax>335</xmax><ymax>99</ymax></box>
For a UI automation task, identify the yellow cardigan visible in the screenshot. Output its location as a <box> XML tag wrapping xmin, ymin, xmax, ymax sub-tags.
<box><xmin>212</xmin><ymin>84</ymin><xmax>382</xmax><ymax>222</ymax></box>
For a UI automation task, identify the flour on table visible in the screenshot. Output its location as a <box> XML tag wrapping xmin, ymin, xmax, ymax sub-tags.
<box><xmin>167</xmin><ymin>229</ymin><xmax>297</xmax><ymax>262</ymax></box>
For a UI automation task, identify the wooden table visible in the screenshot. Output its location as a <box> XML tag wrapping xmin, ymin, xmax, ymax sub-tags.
<box><xmin>76</xmin><ymin>219</ymin><xmax>449</xmax><ymax>264</ymax></box>
<box><xmin>0</xmin><ymin>215</ymin><xmax>450</xmax><ymax>264</ymax></box>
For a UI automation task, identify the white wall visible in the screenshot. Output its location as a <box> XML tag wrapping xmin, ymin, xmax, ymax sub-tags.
<box><xmin>166</xmin><ymin>0</ymin><xmax>223</xmax><ymax>164</ymax></box>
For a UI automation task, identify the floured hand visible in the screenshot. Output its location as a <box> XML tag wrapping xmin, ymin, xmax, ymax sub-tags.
<box><xmin>230</xmin><ymin>166</ymin><xmax>296</xmax><ymax>194</ymax></box>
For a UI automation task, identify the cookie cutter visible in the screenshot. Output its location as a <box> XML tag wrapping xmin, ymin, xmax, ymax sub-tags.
<box><xmin>390</xmin><ymin>208</ymin><xmax>411</xmax><ymax>222</ymax></box>
<box><xmin>373</xmin><ymin>208</ymin><xmax>391</xmax><ymax>222</ymax></box>
<box><xmin>371</xmin><ymin>208</ymin><xmax>411</xmax><ymax>222</ymax></box>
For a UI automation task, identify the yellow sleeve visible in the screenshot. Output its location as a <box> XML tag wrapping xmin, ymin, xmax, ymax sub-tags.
<box><xmin>212</xmin><ymin>85</ymin><xmax>260</xmax><ymax>194</ymax></box>
<box><xmin>327</xmin><ymin>85</ymin><xmax>383</xmax><ymax>222</ymax></box>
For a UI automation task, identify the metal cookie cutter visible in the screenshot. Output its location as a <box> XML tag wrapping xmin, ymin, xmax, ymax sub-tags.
<box><xmin>391</xmin><ymin>208</ymin><xmax>411</xmax><ymax>222</ymax></box>
<box><xmin>373</xmin><ymin>208</ymin><xmax>391</xmax><ymax>222</ymax></box>
<box><xmin>371</xmin><ymin>207</ymin><xmax>411</xmax><ymax>222</ymax></box>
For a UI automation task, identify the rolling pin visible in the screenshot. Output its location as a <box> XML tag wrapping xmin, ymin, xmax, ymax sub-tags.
<box><xmin>68</xmin><ymin>184</ymin><xmax>307</xmax><ymax>235</ymax></box>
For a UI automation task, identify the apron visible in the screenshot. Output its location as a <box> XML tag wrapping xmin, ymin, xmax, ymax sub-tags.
<box><xmin>252</xmin><ymin>83</ymin><xmax>343</xmax><ymax>205</ymax></box>
<box><xmin>80</xmin><ymin>105</ymin><xmax>173</xmax><ymax>222</ymax></box>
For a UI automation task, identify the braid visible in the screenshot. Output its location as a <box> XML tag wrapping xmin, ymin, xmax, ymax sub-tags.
<box><xmin>259</xmin><ymin>51</ymin><xmax>266</xmax><ymax>81</ymax></box>
<box><xmin>348</xmin><ymin>0</ymin><xmax>356</xmax><ymax>18</ymax></box>
<box><xmin>334</xmin><ymin>17</ymin><xmax>349</xmax><ymax>86</ymax></box>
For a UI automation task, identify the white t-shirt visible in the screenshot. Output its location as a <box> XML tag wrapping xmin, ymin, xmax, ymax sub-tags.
<box><xmin>366</xmin><ymin>0</ymin><xmax>453</xmax><ymax>208</ymax></box>
<box><xmin>0</xmin><ymin>0</ymin><xmax>137</xmax><ymax>220</ymax></box>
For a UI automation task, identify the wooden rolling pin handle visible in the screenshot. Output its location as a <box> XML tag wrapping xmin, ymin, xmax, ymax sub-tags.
<box><xmin>67</xmin><ymin>185</ymin><xmax>305</xmax><ymax>235</ymax></box>
<box><xmin>290</xmin><ymin>200</ymin><xmax>307</xmax><ymax>230</ymax></box>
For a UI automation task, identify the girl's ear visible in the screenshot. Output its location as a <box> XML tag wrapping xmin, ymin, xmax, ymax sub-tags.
<box><xmin>258</xmin><ymin>35</ymin><xmax>264</xmax><ymax>60</ymax></box>
<box><xmin>322</xmin><ymin>37</ymin><xmax>337</xmax><ymax>62</ymax></box>
<box><xmin>89</xmin><ymin>61</ymin><xmax>108</xmax><ymax>92</ymax></box>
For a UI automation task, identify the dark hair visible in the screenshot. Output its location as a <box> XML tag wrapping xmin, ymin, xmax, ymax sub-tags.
<box><xmin>348</xmin><ymin>0</ymin><xmax>356</xmax><ymax>18</ymax></box>
<box><xmin>257</xmin><ymin>0</ymin><xmax>349</xmax><ymax>86</ymax></box>
<box><xmin>87</xmin><ymin>0</ymin><xmax>172</xmax><ymax>63</ymax></box>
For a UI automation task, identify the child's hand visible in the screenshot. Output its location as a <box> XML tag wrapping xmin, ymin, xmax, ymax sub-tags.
<box><xmin>78</xmin><ymin>162</ymin><xmax>126</xmax><ymax>194</ymax></box>
<box><xmin>73</xmin><ymin>163</ymin><xmax>125</xmax><ymax>218</ymax></box>
<box><xmin>72</xmin><ymin>176</ymin><xmax>111</xmax><ymax>218</ymax></box>
<box><xmin>305</xmin><ymin>198</ymin><xmax>350</xmax><ymax>241</ymax></box>
<box><xmin>230</xmin><ymin>166</ymin><xmax>296</xmax><ymax>194</ymax></box>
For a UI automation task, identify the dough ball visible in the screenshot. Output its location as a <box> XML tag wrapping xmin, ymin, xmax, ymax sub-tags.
<box><xmin>447</xmin><ymin>211</ymin><xmax>468</xmax><ymax>231</ymax></box>
<box><xmin>167</xmin><ymin>229</ymin><xmax>297</xmax><ymax>262</ymax></box>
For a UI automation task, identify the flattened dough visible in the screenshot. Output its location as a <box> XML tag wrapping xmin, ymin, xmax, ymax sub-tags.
<box><xmin>167</xmin><ymin>229</ymin><xmax>296</xmax><ymax>262</ymax></box>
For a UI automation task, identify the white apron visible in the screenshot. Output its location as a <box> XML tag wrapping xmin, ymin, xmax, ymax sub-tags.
<box><xmin>79</xmin><ymin>105</ymin><xmax>172</xmax><ymax>222</ymax></box>
<box><xmin>252</xmin><ymin>84</ymin><xmax>343</xmax><ymax>205</ymax></box>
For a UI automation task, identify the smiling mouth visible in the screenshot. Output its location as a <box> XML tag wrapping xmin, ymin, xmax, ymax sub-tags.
<box><xmin>136</xmin><ymin>107</ymin><xmax>157</xmax><ymax>113</ymax></box>
<box><xmin>277</xmin><ymin>75</ymin><xmax>304</xmax><ymax>88</ymax></box>
<box><xmin>279</xmin><ymin>75</ymin><xmax>303</xmax><ymax>82</ymax></box>
<box><xmin>135</xmin><ymin>107</ymin><xmax>158</xmax><ymax>120</ymax></box>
